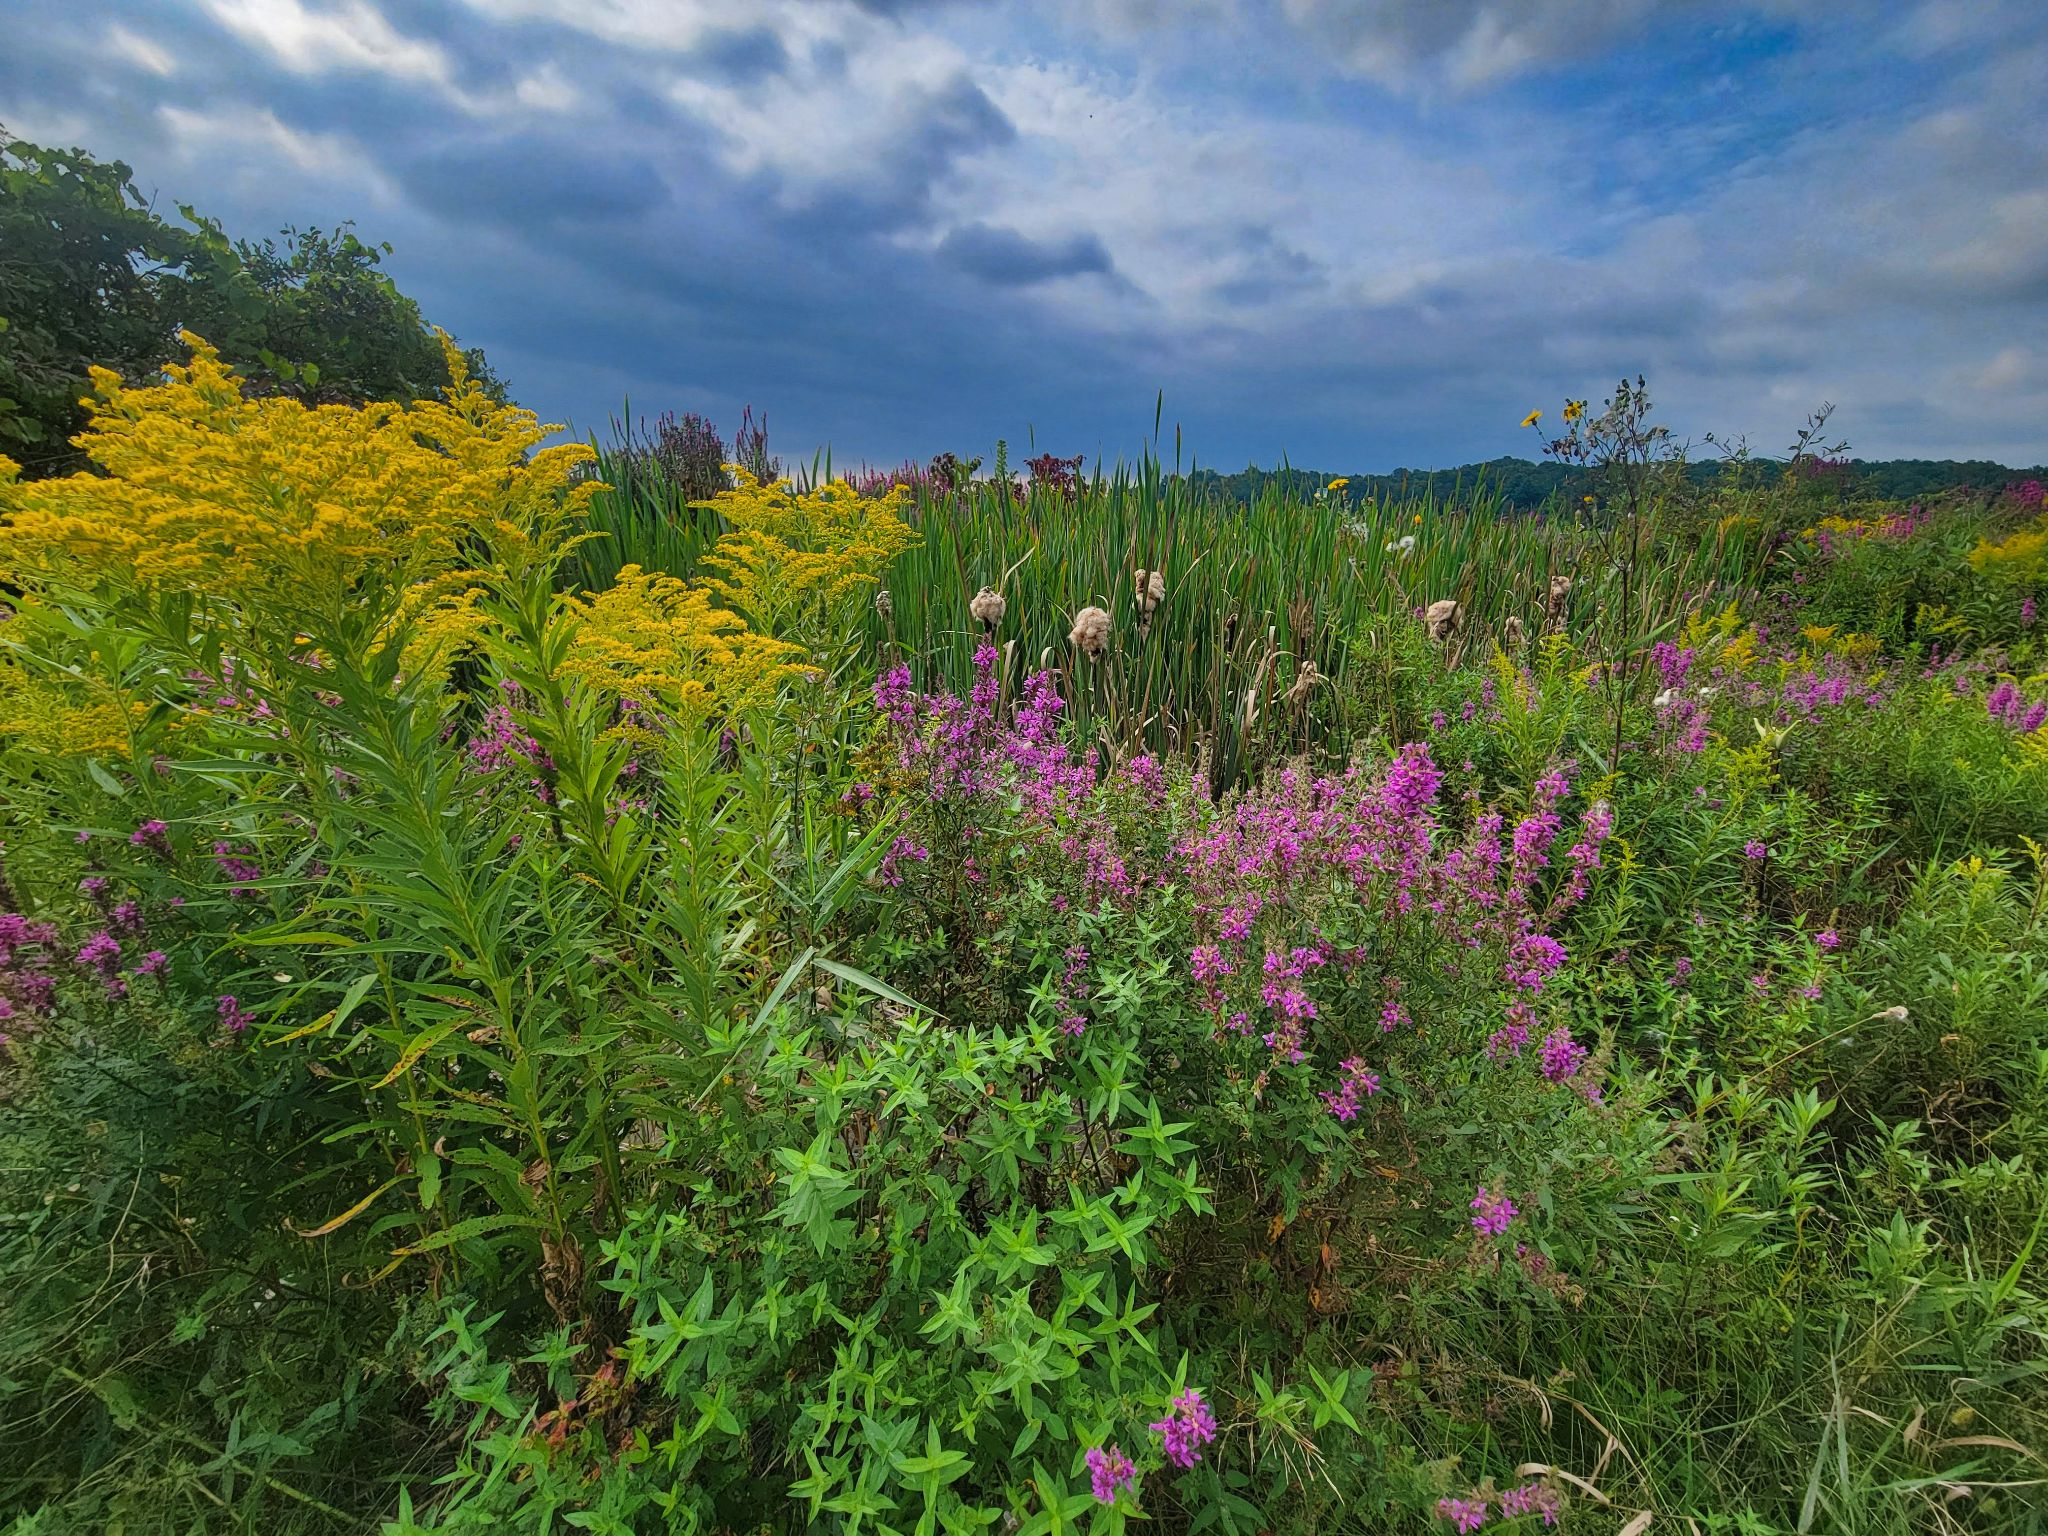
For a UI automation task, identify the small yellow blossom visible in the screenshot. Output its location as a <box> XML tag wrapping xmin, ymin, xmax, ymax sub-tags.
<box><xmin>1564</xmin><ymin>399</ymin><xmax>1587</xmax><ymax>422</ymax></box>
<box><xmin>1521</xmin><ymin>409</ymin><xmax>1543</xmax><ymax>428</ymax></box>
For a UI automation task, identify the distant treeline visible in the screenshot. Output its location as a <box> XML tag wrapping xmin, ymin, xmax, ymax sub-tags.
<box><xmin>1190</xmin><ymin>456</ymin><xmax>2048</xmax><ymax>511</ymax></box>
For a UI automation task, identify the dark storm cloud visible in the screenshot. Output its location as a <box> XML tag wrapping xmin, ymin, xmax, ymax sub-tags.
<box><xmin>935</xmin><ymin>222</ymin><xmax>1114</xmax><ymax>285</ymax></box>
<box><xmin>1</xmin><ymin>0</ymin><xmax>2043</xmax><ymax>467</ymax></box>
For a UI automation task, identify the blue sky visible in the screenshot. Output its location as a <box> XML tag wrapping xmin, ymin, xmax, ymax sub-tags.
<box><xmin>5</xmin><ymin>0</ymin><xmax>2046</xmax><ymax>471</ymax></box>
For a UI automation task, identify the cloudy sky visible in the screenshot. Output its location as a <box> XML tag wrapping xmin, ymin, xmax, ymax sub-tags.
<box><xmin>5</xmin><ymin>0</ymin><xmax>2047</xmax><ymax>470</ymax></box>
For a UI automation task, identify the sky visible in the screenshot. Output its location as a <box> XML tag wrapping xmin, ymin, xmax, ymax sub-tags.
<box><xmin>4</xmin><ymin>0</ymin><xmax>2047</xmax><ymax>472</ymax></box>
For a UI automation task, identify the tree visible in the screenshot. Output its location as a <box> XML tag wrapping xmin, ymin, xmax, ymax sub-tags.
<box><xmin>0</xmin><ymin>129</ymin><xmax>500</xmax><ymax>477</ymax></box>
<box><xmin>0</xmin><ymin>135</ymin><xmax>189</xmax><ymax>474</ymax></box>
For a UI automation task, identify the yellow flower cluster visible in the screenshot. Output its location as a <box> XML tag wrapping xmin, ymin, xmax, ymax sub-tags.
<box><xmin>0</xmin><ymin>667</ymin><xmax>138</xmax><ymax>757</ymax></box>
<box><xmin>1969</xmin><ymin>517</ymin><xmax>2047</xmax><ymax>584</ymax></box>
<box><xmin>699</xmin><ymin>471</ymin><xmax>920</xmax><ymax>640</ymax></box>
<box><xmin>558</xmin><ymin>564</ymin><xmax>806</xmax><ymax>723</ymax></box>
<box><xmin>0</xmin><ymin>333</ymin><xmax>597</xmax><ymax>632</ymax></box>
<box><xmin>1798</xmin><ymin>624</ymin><xmax>1880</xmax><ymax>660</ymax></box>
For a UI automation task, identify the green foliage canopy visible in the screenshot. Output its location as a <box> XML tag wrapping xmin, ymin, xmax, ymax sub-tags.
<box><xmin>0</xmin><ymin>129</ymin><xmax>499</xmax><ymax>476</ymax></box>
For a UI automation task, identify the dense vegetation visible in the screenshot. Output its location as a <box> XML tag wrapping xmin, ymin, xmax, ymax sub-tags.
<box><xmin>2</xmin><ymin>282</ymin><xmax>2046</xmax><ymax>1533</ymax></box>
<box><xmin>1194</xmin><ymin>456</ymin><xmax>2048</xmax><ymax>515</ymax></box>
<box><xmin>0</xmin><ymin>131</ymin><xmax>498</xmax><ymax>477</ymax></box>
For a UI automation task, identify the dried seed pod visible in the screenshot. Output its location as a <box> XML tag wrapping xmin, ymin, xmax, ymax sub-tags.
<box><xmin>1070</xmin><ymin>605</ymin><xmax>1112</xmax><ymax>659</ymax></box>
<box><xmin>1133</xmin><ymin>568</ymin><xmax>1166</xmax><ymax>630</ymax></box>
<box><xmin>968</xmin><ymin>586</ymin><xmax>1006</xmax><ymax>630</ymax></box>
<box><xmin>1424</xmin><ymin>598</ymin><xmax>1461</xmax><ymax>643</ymax></box>
<box><xmin>1503</xmin><ymin>615</ymin><xmax>1526</xmax><ymax>647</ymax></box>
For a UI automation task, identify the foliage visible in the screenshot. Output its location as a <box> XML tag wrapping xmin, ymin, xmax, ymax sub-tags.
<box><xmin>1</xmin><ymin>356</ymin><xmax>2045</xmax><ymax>1536</ymax></box>
<box><xmin>0</xmin><ymin>130</ymin><xmax>496</xmax><ymax>477</ymax></box>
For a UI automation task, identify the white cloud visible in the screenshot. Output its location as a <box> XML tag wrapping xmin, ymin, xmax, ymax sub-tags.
<box><xmin>107</xmin><ymin>24</ymin><xmax>177</xmax><ymax>77</ymax></box>
<box><xmin>157</xmin><ymin>104</ymin><xmax>398</xmax><ymax>205</ymax></box>
<box><xmin>1276</xmin><ymin>0</ymin><xmax>1689</xmax><ymax>88</ymax></box>
<box><xmin>1971</xmin><ymin>347</ymin><xmax>2032</xmax><ymax>393</ymax></box>
<box><xmin>201</xmin><ymin>0</ymin><xmax>457</xmax><ymax>86</ymax></box>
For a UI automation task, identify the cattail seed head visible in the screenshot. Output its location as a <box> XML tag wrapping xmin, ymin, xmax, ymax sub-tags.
<box><xmin>1070</xmin><ymin>605</ymin><xmax>1112</xmax><ymax>659</ymax></box>
<box><xmin>1424</xmin><ymin>598</ymin><xmax>1461</xmax><ymax>643</ymax></box>
<box><xmin>969</xmin><ymin>586</ymin><xmax>1006</xmax><ymax>630</ymax></box>
<box><xmin>1503</xmin><ymin>615</ymin><xmax>1526</xmax><ymax>647</ymax></box>
<box><xmin>1133</xmin><ymin>568</ymin><xmax>1166</xmax><ymax>629</ymax></box>
<box><xmin>875</xmin><ymin>587</ymin><xmax>894</xmax><ymax>618</ymax></box>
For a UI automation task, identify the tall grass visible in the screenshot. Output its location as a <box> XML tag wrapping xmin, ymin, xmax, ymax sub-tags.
<box><xmin>870</xmin><ymin>455</ymin><xmax>1778</xmax><ymax>782</ymax></box>
<box><xmin>560</xmin><ymin>432</ymin><xmax>724</xmax><ymax>591</ymax></box>
<box><xmin>567</xmin><ymin>438</ymin><xmax>1783</xmax><ymax>783</ymax></box>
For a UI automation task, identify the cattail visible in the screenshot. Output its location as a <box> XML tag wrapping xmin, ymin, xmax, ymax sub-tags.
<box><xmin>1070</xmin><ymin>605</ymin><xmax>1112</xmax><ymax>659</ymax></box>
<box><xmin>1503</xmin><ymin>616</ymin><xmax>1526</xmax><ymax>648</ymax></box>
<box><xmin>875</xmin><ymin>587</ymin><xmax>894</xmax><ymax>618</ymax></box>
<box><xmin>1424</xmin><ymin>598</ymin><xmax>1461</xmax><ymax>643</ymax></box>
<box><xmin>1133</xmin><ymin>568</ymin><xmax>1165</xmax><ymax>630</ymax></box>
<box><xmin>969</xmin><ymin>586</ymin><xmax>1006</xmax><ymax>631</ymax></box>
<box><xmin>1546</xmin><ymin>574</ymin><xmax>1572</xmax><ymax>620</ymax></box>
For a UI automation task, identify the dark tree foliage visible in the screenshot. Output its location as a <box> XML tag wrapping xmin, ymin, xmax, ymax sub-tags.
<box><xmin>1193</xmin><ymin>455</ymin><xmax>2048</xmax><ymax>513</ymax></box>
<box><xmin>0</xmin><ymin>130</ymin><xmax>501</xmax><ymax>477</ymax></box>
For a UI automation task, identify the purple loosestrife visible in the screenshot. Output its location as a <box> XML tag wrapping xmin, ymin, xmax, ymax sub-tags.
<box><xmin>1085</xmin><ymin>1445</ymin><xmax>1137</xmax><ymax>1504</ymax></box>
<box><xmin>75</xmin><ymin>931</ymin><xmax>123</xmax><ymax>996</ymax></box>
<box><xmin>1321</xmin><ymin>1056</ymin><xmax>1382</xmax><ymax>1121</ymax></box>
<box><xmin>1056</xmin><ymin>944</ymin><xmax>1092</xmax><ymax>1036</ymax></box>
<box><xmin>212</xmin><ymin>842</ymin><xmax>263</xmax><ymax>896</ymax></box>
<box><xmin>1150</xmin><ymin>1388</ymin><xmax>1218</xmax><ymax>1469</ymax></box>
<box><xmin>878</xmin><ymin>836</ymin><xmax>930</xmax><ymax>887</ymax></box>
<box><xmin>1497</xmin><ymin>1481</ymin><xmax>1564</xmax><ymax>1525</ymax></box>
<box><xmin>217</xmin><ymin>995</ymin><xmax>255</xmax><ymax>1034</ymax></box>
<box><xmin>1470</xmin><ymin>1186</ymin><xmax>1519</xmax><ymax>1238</ymax></box>
<box><xmin>1436</xmin><ymin>1496</ymin><xmax>1489</xmax><ymax>1532</ymax></box>
<box><xmin>1539</xmin><ymin>1026</ymin><xmax>1588</xmax><ymax>1084</ymax></box>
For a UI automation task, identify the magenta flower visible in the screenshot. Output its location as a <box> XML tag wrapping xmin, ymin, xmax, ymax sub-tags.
<box><xmin>1470</xmin><ymin>1186</ymin><xmax>1519</xmax><ymax>1238</ymax></box>
<box><xmin>217</xmin><ymin>994</ymin><xmax>255</xmax><ymax>1033</ymax></box>
<box><xmin>1743</xmin><ymin>840</ymin><xmax>1768</xmax><ymax>860</ymax></box>
<box><xmin>1085</xmin><ymin>1444</ymin><xmax>1137</xmax><ymax>1503</ymax></box>
<box><xmin>130</xmin><ymin>819</ymin><xmax>171</xmax><ymax>854</ymax></box>
<box><xmin>1320</xmin><ymin>1057</ymin><xmax>1382</xmax><ymax>1122</ymax></box>
<box><xmin>1150</xmin><ymin>1387</ymin><xmax>1218</xmax><ymax>1469</ymax></box>
<box><xmin>1497</xmin><ymin>1480</ymin><xmax>1564</xmax><ymax>1525</ymax></box>
<box><xmin>1436</xmin><ymin>1496</ymin><xmax>1489</xmax><ymax>1532</ymax></box>
<box><xmin>1538</xmin><ymin>1026</ymin><xmax>1587</xmax><ymax>1083</ymax></box>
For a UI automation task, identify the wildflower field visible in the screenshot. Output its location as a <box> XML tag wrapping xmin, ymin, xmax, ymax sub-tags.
<box><xmin>3</xmin><ymin>346</ymin><xmax>2047</xmax><ymax>1536</ymax></box>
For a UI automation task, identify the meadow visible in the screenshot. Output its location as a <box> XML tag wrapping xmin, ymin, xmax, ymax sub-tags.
<box><xmin>1</xmin><ymin>345</ymin><xmax>2046</xmax><ymax>1536</ymax></box>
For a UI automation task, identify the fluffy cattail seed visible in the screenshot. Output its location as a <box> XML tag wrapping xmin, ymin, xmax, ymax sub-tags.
<box><xmin>1503</xmin><ymin>615</ymin><xmax>1526</xmax><ymax>647</ymax></box>
<box><xmin>1070</xmin><ymin>605</ymin><xmax>1112</xmax><ymax>659</ymax></box>
<box><xmin>1133</xmin><ymin>568</ymin><xmax>1166</xmax><ymax>630</ymax></box>
<box><xmin>1875</xmin><ymin>1004</ymin><xmax>1910</xmax><ymax>1023</ymax></box>
<box><xmin>1424</xmin><ymin>598</ymin><xmax>1461</xmax><ymax>643</ymax></box>
<box><xmin>1546</xmin><ymin>574</ymin><xmax>1572</xmax><ymax>613</ymax></box>
<box><xmin>875</xmin><ymin>587</ymin><xmax>894</xmax><ymax>618</ymax></box>
<box><xmin>969</xmin><ymin>586</ymin><xmax>1006</xmax><ymax>630</ymax></box>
